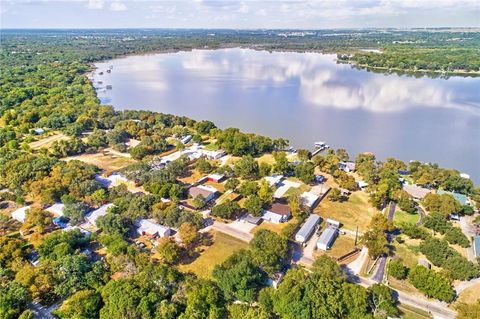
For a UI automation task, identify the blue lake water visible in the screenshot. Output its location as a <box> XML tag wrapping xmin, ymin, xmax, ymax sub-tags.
<box><xmin>92</xmin><ymin>48</ymin><xmax>480</xmax><ymax>183</ymax></box>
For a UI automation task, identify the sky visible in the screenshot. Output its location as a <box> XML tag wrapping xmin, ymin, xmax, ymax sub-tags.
<box><xmin>1</xmin><ymin>0</ymin><xmax>479</xmax><ymax>29</ymax></box>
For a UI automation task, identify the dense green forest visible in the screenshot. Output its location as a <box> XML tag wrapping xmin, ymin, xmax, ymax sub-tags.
<box><xmin>1</xmin><ymin>29</ymin><xmax>479</xmax><ymax>318</ymax></box>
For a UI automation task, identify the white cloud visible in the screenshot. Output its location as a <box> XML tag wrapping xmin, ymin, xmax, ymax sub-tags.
<box><xmin>110</xmin><ymin>1</ymin><xmax>127</xmax><ymax>11</ymax></box>
<box><xmin>86</xmin><ymin>0</ymin><xmax>104</xmax><ymax>9</ymax></box>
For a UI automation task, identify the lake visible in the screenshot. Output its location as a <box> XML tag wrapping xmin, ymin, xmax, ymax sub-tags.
<box><xmin>92</xmin><ymin>48</ymin><xmax>480</xmax><ymax>182</ymax></box>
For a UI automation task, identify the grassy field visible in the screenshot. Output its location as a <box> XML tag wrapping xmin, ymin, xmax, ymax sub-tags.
<box><xmin>393</xmin><ymin>240</ymin><xmax>422</xmax><ymax>268</ymax></box>
<box><xmin>178</xmin><ymin>231</ymin><xmax>249</xmax><ymax>279</ymax></box>
<box><xmin>65</xmin><ymin>151</ymin><xmax>136</xmax><ymax>172</ymax></box>
<box><xmin>456</xmin><ymin>282</ymin><xmax>480</xmax><ymax>304</ymax></box>
<box><xmin>251</xmin><ymin>219</ymin><xmax>296</xmax><ymax>235</ymax></box>
<box><xmin>394</xmin><ymin>209</ymin><xmax>420</xmax><ymax>226</ymax></box>
<box><xmin>256</xmin><ymin>154</ymin><xmax>276</xmax><ymax>165</ymax></box>
<box><xmin>203</xmin><ymin>141</ymin><xmax>219</xmax><ymax>151</ymax></box>
<box><xmin>177</xmin><ymin>168</ymin><xmax>204</xmax><ymax>185</ymax></box>
<box><xmin>29</xmin><ymin>133</ymin><xmax>69</xmax><ymax>150</ymax></box>
<box><xmin>314</xmin><ymin>191</ymin><xmax>379</xmax><ymax>232</ymax></box>
<box><xmin>314</xmin><ymin>234</ymin><xmax>356</xmax><ymax>260</ymax></box>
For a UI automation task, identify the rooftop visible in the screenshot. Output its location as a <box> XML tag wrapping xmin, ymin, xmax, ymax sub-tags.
<box><xmin>317</xmin><ymin>225</ymin><xmax>338</xmax><ymax>246</ymax></box>
<box><xmin>437</xmin><ymin>190</ymin><xmax>468</xmax><ymax>206</ymax></box>
<box><xmin>266</xmin><ymin>202</ymin><xmax>291</xmax><ymax>216</ymax></box>
<box><xmin>402</xmin><ymin>184</ymin><xmax>431</xmax><ymax>199</ymax></box>
<box><xmin>296</xmin><ymin>214</ymin><xmax>321</xmax><ymax>239</ymax></box>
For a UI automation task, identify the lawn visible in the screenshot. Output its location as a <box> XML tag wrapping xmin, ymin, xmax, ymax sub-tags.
<box><xmin>313</xmin><ymin>191</ymin><xmax>379</xmax><ymax>232</ymax></box>
<box><xmin>203</xmin><ymin>141</ymin><xmax>219</xmax><ymax>151</ymax></box>
<box><xmin>251</xmin><ymin>219</ymin><xmax>295</xmax><ymax>235</ymax></box>
<box><xmin>314</xmin><ymin>234</ymin><xmax>356</xmax><ymax>260</ymax></box>
<box><xmin>177</xmin><ymin>168</ymin><xmax>205</xmax><ymax>185</ymax></box>
<box><xmin>29</xmin><ymin>132</ymin><xmax>69</xmax><ymax>150</ymax></box>
<box><xmin>256</xmin><ymin>154</ymin><xmax>276</xmax><ymax>165</ymax></box>
<box><xmin>397</xmin><ymin>303</ymin><xmax>433</xmax><ymax>319</ymax></box>
<box><xmin>65</xmin><ymin>151</ymin><xmax>136</xmax><ymax>173</ymax></box>
<box><xmin>456</xmin><ymin>282</ymin><xmax>480</xmax><ymax>304</ymax></box>
<box><xmin>393</xmin><ymin>241</ymin><xmax>421</xmax><ymax>268</ymax></box>
<box><xmin>178</xmin><ymin>231</ymin><xmax>249</xmax><ymax>279</ymax></box>
<box><xmin>394</xmin><ymin>210</ymin><xmax>419</xmax><ymax>226</ymax></box>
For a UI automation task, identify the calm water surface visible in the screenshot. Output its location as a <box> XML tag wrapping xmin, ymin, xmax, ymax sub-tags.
<box><xmin>93</xmin><ymin>49</ymin><xmax>480</xmax><ymax>182</ymax></box>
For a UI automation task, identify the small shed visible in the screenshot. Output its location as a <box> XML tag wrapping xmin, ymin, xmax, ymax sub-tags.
<box><xmin>207</xmin><ymin>173</ymin><xmax>225</xmax><ymax>183</ymax></box>
<box><xmin>295</xmin><ymin>214</ymin><xmax>321</xmax><ymax>243</ymax></box>
<box><xmin>181</xmin><ymin>135</ymin><xmax>192</xmax><ymax>144</ymax></box>
<box><xmin>244</xmin><ymin>214</ymin><xmax>262</xmax><ymax>225</ymax></box>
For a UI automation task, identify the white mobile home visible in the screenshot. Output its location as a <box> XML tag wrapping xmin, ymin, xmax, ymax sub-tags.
<box><xmin>317</xmin><ymin>225</ymin><xmax>338</xmax><ymax>251</ymax></box>
<box><xmin>295</xmin><ymin>214</ymin><xmax>321</xmax><ymax>243</ymax></box>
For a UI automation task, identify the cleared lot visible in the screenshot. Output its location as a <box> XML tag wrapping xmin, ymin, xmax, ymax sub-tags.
<box><xmin>29</xmin><ymin>133</ymin><xmax>69</xmax><ymax>150</ymax></box>
<box><xmin>65</xmin><ymin>151</ymin><xmax>136</xmax><ymax>172</ymax></box>
<box><xmin>178</xmin><ymin>231</ymin><xmax>249</xmax><ymax>279</ymax></box>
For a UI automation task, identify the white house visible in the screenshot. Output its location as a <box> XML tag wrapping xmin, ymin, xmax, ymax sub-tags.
<box><xmin>403</xmin><ymin>184</ymin><xmax>431</xmax><ymax>200</ymax></box>
<box><xmin>95</xmin><ymin>173</ymin><xmax>129</xmax><ymax>188</ymax></box>
<box><xmin>262</xmin><ymin>202</ymin><xmax>291</xmax><ymax>223</ymax></box>
<box><xmin>264</xmin><ymin>175</ymin><xmax>284</xmax><ymax>187</ymax></box>
<box><xmin>11</xmin><ymin>206</ymin><xmax>30</xmax><ymax>223</ymax></box>
<box><xmin>45</xmin><ymin>203</ymin><xmax>65</xmax><ymax>216</ymax></box>
<box><xmin>85</xmin><ymin>203</ymin><xmax>114</xmax><ymax>226</ymax></box>
<box><xmin>300</xmin><ymin>192</ymin><xmax>320</xmax><ymax>210</ymax></box>
<box><xmin>339</xmin><ymin>161</ymin><xmax>356</xmax><ymax>173</ymax></box>
<box><xmin>135</xmin><ymin>219</ymin><xmax>171</xmax><ymax>238</ymax></box>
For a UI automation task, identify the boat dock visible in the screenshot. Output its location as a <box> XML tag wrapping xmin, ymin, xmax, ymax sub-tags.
<box><xmin>312</xmin><ymin>141</ymin><xmax>329</xmax><ymax>156</ymax></box>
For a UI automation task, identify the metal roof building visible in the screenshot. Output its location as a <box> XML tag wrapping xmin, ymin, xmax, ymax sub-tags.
<box><xmin>317</xmin><ymin>225</ymin><xmax>338</xmax><ymax>251</ymax></box>
<box><xmin>295</xmin><ymin>214</ymin><xmax>321</xmax><ymax>243</ymax></box>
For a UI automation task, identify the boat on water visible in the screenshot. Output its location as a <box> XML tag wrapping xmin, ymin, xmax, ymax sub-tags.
<box><xmin>106</xmin><ymin>85</ymin><xmax>112</xmax><ymax>89</ymax></box>
<box><xmin>315</xmin><ymin>141</ymin><xmax>326</xmax><ymax>148</ymax></box>
<box><xmin>99</xmin><ymin>71</ymin><xmax>103</xmax><ymax>75</ymax></box>
<box><xmin>106</xmin><ymin>69</ymin><xmax>111</xmax><ymax>73</ymax></box>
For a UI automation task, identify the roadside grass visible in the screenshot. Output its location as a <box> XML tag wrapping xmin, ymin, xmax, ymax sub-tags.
<box><xmin>178</xmin><ymin>231</ymin><xmax>248</xmax><ymax>279</ymax></box>
<box><xmin>64</xmin><ymin>151</ymin><xmax>136</xmax><ymax>173</ymax></box>
<box><xmin>397</xmin><ymin>303</ymin><xmax>433</xmax><ymax>319</ymax></box>
<box><xmin>388</xmin><ymin>276</ymin><xmax>421</xmax><ymax>295</ymax></box>
<box><xmin>313</xmin><ymin>191</ymin><xmax>379</xmax><ymax>232</ymax></box>
<box><xmin>28</xmin><ymin>132</ymin><xmax>69</xmax><ymax>150</ymax></box>
<box><xmin>455</xmin><ymin>281</ymin><xmax>480</xmax><ymax>304</ymax></box>
<box><xmin>394</xmin><ymin>209</ymin><xmax>419</xmax><ymax>226</ymax></box>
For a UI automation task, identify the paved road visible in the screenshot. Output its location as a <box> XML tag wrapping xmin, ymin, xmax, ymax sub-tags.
<box><xmin>211</xmin><ymin>220</ymin><xmax>253</xmax><ymax>242</ymax></box>
<box><xmin>387</xmin><ymin>201</ymin><xmax>396</xmax><ymax>221</ymax></box>
<box><xmin>416</xmin><ymin>205</ymin><xmax>426</xmax><ymax>226</ymax></box>
<box><xmin>371</xmin><ymin>256</ymin><xmax>387</xmax><ymax>283</ymax></box>
<box><xmin>370</xmin><ymin>201</ymin><xmax>395</xmax><ymax>283</ymax></box>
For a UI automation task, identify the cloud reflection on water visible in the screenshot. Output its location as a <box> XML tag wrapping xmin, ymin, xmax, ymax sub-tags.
<box><xmin>179</xmin><ymin>49</ymin><xmax>479</xmax><ymax>114</ymax></box>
